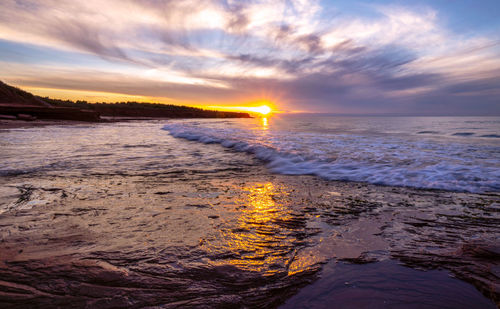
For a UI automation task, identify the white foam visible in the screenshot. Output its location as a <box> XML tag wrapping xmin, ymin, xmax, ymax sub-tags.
<box><xmin>163</xmin><ymin>123</ymin><xmax>500</xmax><ymax>193</ymax></box>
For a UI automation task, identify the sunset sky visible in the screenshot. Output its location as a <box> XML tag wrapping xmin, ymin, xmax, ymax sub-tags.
<box><xmin>1</xmin><ymin>0</ymin><xmax>499</xmax><ymax>114</ymax></box>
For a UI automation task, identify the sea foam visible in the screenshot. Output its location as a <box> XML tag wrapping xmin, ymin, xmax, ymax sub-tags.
<box><xmin>163</xmin><ymin>123</ymin><xmax>500</xmax><ymax>193</ymax></box>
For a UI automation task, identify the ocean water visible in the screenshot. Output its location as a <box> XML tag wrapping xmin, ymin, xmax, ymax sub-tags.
<box><xmin>163</xmin><ymin>115</ymin><xmax>500</xmax><ymax>193</ymax></box>
<box><xmin>0</xmin><ymin>121</ymin><xmax>258</xmax><ymax>178</ymax></box>
<box><xmin>0</xmin><ymin>118</ymin><xmax>498</xmax><ymax>307</ymax></box>
<box><xmin>1</xmin><ymin>116</ymin><xmax>498</xmax><ymax>193</ymax></box>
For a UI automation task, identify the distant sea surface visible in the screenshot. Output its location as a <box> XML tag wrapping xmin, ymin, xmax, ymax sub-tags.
<box><xmin>1</xmin><ymin>116</ymin><xmax>499</xmax><ymax>193</ymax></box>
<box><xmin>164</xmin><ymin>116</ymin><xmax>500</xmax><ymax>193</ymax></box>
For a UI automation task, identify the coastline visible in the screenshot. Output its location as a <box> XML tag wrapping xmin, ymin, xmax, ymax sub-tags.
<box><xmin>0</xmin><ymin>162</ymin><xmax>498</xmax><ymax>307</ymax></box>
<box><xmin>0</xmin><ymin>119</ymin><xmax>95</xmax><ymax>130</ymax></box>
<box><xmin>0</xmin><ymin>116</ymin><xmax>250</xmax><ymax>130</ymax></box>
<box><xmin>0</xmin><ymin>120</ymin><xmax>498</xmax><ymax>307</ymax></box>
<box><xmin>0</xmin><ymin>118</ymin><xmax>163</xmax><ymax>130</ymax></box>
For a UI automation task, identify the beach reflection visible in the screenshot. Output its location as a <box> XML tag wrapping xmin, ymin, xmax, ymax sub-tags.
<box><xmin>208</xmin><ymin>182</ymin><xmax>303</xmax><ymax>276</ymax></box>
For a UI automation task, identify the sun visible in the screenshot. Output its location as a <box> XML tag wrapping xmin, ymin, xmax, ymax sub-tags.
<box><xmin>204</xmin><ymin>103</ymin><xmax>274</xmax><ymax>115</ymax></box>
<box><xmin>254</xmin><ymin>105</ymin><xmax>272</xmax><ymax>115</ymax></box>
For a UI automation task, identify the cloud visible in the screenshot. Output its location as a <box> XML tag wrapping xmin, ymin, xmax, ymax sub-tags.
<box><xmin>0</xmin><ymin>0</ymin><xmax>499</xmax><ymax>114</ymax></box>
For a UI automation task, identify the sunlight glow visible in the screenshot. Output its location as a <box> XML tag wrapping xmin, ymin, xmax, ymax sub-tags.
<box><xmin>253</xmin><ymin>105</ymin><xmax>272</xmax><ymax>115</ymax></box>
<box><xmin>24</xmin><ymin>86</ymin><xmax>157</xmax><ymax>103</ymax></box>
<box><xmin>261</xmin><ymin>117</ymin><xmax>268</xmax><ymax>129</ymax></box>
<box><xmin>206</xmin><ymin>104</ymin><xmax>274</xmax><ymax>115</ymax></box>
<box><xmin>204</xmin><ymin>183</ymin><xmax>296</xmax><ymax>274</ymax></box>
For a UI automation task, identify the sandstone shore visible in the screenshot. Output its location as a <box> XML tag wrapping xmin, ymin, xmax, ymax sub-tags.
<box><xmin>0</xmin><ymin>169</ymin><xmax>498</xmax><ymax>307</ymax></box>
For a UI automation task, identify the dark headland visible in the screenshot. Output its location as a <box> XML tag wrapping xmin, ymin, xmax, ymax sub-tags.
<box><xmin>0</xmin><ymin>81</ymin><xmax>251</xmax><ymax>126</ymax></box>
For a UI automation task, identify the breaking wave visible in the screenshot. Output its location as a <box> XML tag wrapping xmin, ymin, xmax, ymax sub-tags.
<box><xmin>163</xmin><ymin>123</ymin><xmax>500</xmax><ymax>193</ymax></box>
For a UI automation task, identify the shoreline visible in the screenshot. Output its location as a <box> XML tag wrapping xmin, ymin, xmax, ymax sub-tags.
<box><xmin>0</xmin><ymin>170</ymin><xmax>498</xmax><ymax>307</ymax></box>
<box><xmin>0</xmin><ymin>119</ymin><xmax>96</xmax><ymax>130</ymax></box>
<box><xmin>0</xmin><ymin>120</ymin><xmax>498</xmax><ymax>307</ymax></box>
<box><xmin>0</xmin><ymin>116</ymin><xmax>253</xmax><ymax>130</ymax></box>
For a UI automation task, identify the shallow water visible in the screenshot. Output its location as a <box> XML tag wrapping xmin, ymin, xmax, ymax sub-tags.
<box><xmin>0</xmin><ymin>120</ymin><xmax>257</xmax><ymax>178</ymax></box>
<box><xmin>0</xmin><ymin>120</ymin><xmax>498</xmax><ymax>308</ymax></box>
<box><xmin>281</xmin><ymin>260</ymin><xmax>496</xmax><ymax>309</ymax></box>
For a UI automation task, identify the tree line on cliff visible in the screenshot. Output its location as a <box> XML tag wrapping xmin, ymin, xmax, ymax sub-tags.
<box><xmin>0</xmin><ymin>81</ymin><xmax>250</xmax><ymax>120</ymax></box>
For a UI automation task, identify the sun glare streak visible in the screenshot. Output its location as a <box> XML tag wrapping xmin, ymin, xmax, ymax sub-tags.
<box><xmin>203</xmin><ymin>183</ymin><xmax>303</xmax><ymax>274</ymax></box>
<box><xmin>206</xmin><ymin>104</ymin><xmax>274</xmax><ymax>115</ymax></box>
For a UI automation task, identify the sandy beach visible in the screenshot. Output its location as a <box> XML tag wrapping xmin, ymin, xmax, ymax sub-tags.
<box><xmin>0</xmin><ymin>120</ymin><xmax>498</xmax><ymax>308</ymax></box>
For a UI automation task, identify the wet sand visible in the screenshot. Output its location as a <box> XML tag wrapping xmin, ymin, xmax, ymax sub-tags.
<box><xmin>0</xmin><ymin>167</ymin><xmax>498</xmax><ymax>308</ymax></box>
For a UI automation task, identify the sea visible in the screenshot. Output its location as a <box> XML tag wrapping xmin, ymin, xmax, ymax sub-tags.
<box><xmin>1</xmin><ymin>116</ymin><xmax>499</xmax><ymax>193</ymax></box>
<box><xmin>164</xmin><ymin>115</ymin><xmax>500</xmax><ymax>193</ymax></box>
<box><xmin>0</xmin><ymin>115</ymin><xmax>499</xmax><ymax>307</ymax></box>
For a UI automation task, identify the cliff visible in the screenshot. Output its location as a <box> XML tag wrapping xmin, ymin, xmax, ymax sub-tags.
<box><xmin>0</xmin><ymin>81</ymin><xmax>251</xmax><ymax>121</ymax></box>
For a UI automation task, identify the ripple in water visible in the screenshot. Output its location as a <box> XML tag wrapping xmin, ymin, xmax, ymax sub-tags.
<box><xmin>163</xmin><ymin>116</ymin><xmax>500</xmax><ymax>193</ymax></box>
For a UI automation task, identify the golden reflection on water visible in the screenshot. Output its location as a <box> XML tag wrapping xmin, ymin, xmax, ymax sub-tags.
<box><xmin>208</xmin><ymin>182</ymin><xmax>296</xmax><ymax>275</ymax></box>
<box><xmin>261</xmin><ymin>117</ymin><xmax>268</xmax><ymax>129</ymax></box>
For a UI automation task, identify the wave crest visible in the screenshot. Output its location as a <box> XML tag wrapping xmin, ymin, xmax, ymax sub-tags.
<box><xmin>163</xmin><ymin>124</ymin><xmax>500</xmax><ymax>193</ymax></box>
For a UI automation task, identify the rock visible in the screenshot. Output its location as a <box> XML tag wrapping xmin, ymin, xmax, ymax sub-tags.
<box><xmin>0</xmin><ymin>114</ymin><xmax>17</xmax><ymax>120</ymax></box>
<box><xmin>17</xmin><ymin>113</ymin><xmax>36</xmax><ymax>121</ymax></box>
<box><xmin>460</xmin><ymin>242</ymin><xmax>500</xmax><ymax>260</ymax></box>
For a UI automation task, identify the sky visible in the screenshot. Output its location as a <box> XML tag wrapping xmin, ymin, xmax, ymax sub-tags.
<box><xmin>0</xmin><ymin>0</ymin><xmax>499</xmax><ymax>115</ymax></box>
